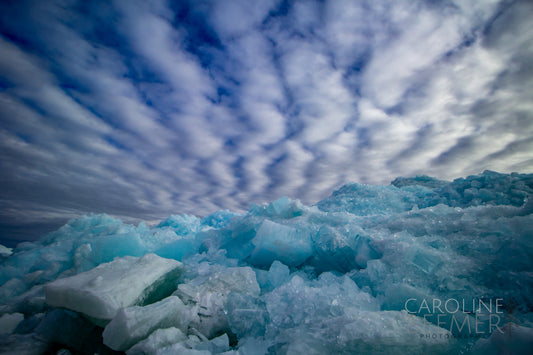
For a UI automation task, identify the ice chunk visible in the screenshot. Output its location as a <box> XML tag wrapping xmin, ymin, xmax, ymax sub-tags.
<box><xmin>194</xmin><ymin>333</ymin><xmax>230</xmax><ymax>353</ymax></box>
<box><xmin>0</xmin><ymin>313</ymin><xmax>24</xmax><ymax>334</ymax></box>
<box><xmin>265</xmin><ymin>274</ymin><xmax>380</xmax><ymax>330</ymax></box>
<box><xmin>35</xmin><ymin>309</ymin><xmax>103</xmax><ymax>354</ymax></box>
<box><xmin>391</xmin><ymin>175</ymin><xmax>448</xmax><ymax>189</ymax></box>
<box><xmin>250</xmin><ymin>220</ymin><xmax>312</xmax><ymax>268</ymax></box>
<box><xmin>317</xmin><ymin>183</ymin><xmax>418</xmax><ymax>215</ymax></box>
<box><xmin>126</xmin><ymin>327</ymin><xmax>187</xmax><ymax>355</ymax></box>
<box><xmin>0</xmin><ymin>244</ymin><xmax>12</xmax><ymax>257</ymax></box>
<box><xmin>12</xmin><ymin>313</ymin><xmax>42</xmax><ymax>335</ymax></box>
<box><xmin>234</xmin><ymin>337</ymin><xmax>273</xmax><ymax>355</ymax></box>
<box><xmin>407</xmin><ymin>248</ymin><xmax>443</xmax><ymax>274</ymax></box>
<box><xmin>157</xmin><ymin>214</ymin><xmax>201</xmax><ymax>235</ymax></box>
<box><xmin>436</xmin><ymin>171</ymin><xmax>533</xmax><ymax>208</ymax></box>
<box><xmin>226</xmin><ymin>292</ymin><xmax>269</xmax><ymax>338</ymax></box>
<box><xmin>103</xmin><ymin>296</ymin><xmax>194</xmax><ymax>351</ymax></box>
<box><xmin>87</xmin><ymin>231</ymin><xmax>145</xmax><ymax>265</ymax></box>
<box><xmin>472</xmin><ymin>324</ymin><xmax>533</xmax><ymax>355</ymax></box>
<box><xmin>72</xmin><ymin>243</ymin><xmax>93</xmax><ymax>273</ymax></box>
<box><xmin>0</xmin><ymin>278</ymin><xmax>28</xmax><ymax>305</ymax></box>
<box><xmin>154</xmin><ymin>238</ymin><xmax>197</xmax><ymax>261</ymax></box>
<box><xmin>1</xmin><ymin>285</ymin><xmax>46</xmax><ymax>315</ymax></box>
<box><xmin>267</xmin><ymin>260</ymin><xmax>290</xmax><ymax>289</ymax></box>
<box><xmin>0</xmin><ymin>334</ymin><xmax>50</xmax><ymax>355</ymax></box>
<box><xmin>264</xmin><ymin>197</ymin><xmax>306</xmax><ymax>219</ymax></box>
<box><xmin>268</xmin><ymin>309</ymin><xmax>455</xmax><ymax>354</ymax></box>
<box><xmin>156</xmin><ymin>343</ymin><xmax>212</xmax><ymax>355</ymax></box>
<box><xmin>311</xmin><ymin>225</ymin><xmax>380</xmax><ymax>272</ymax></box>
<box><xmin>311</xmin><ymin>226</ymin><xmax>358</xmax><ymax>273</ymax></box>
<box><xmin>175</xmin><ymin>266</ymin><xmax>260</xmax><ymax>339</ymax></box>
<box><xmin>255</xmin><ymin>260</ymin><xmax>291</xmax><ymax>292</ymax></box>
<box><xmin>218</xmin><ymin>215</ymin><xmax>262</xmax><ymax>260</ymax></box>
<box><xmin>337</xmin><ymin>310</ymin><xmax>454</xmax><ymax>353</ymax></box>
<box><xmin>45</xmin><ymin>254</ymin><xmax>183</xmax><ymax>322</ymax></box>
<box><xmin>247</xmin><ymin>197</ymin><xmax>307</xmax><ymax>219</ymax></box>
<box><xmin>201</xmin><ymin>210</ymin><xmax>241</xmax><ymax>228</ymax></box>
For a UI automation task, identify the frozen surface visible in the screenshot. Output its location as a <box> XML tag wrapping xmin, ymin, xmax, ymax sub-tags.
<box><xmin>0</xmin><ymin>171</ymin><xmax>532</xmax><ymax>354</ymax></box>
<box><xmin>45</xmin><ymin>253</ymin><xmax>183</xmax><ymax>322</ymax></box>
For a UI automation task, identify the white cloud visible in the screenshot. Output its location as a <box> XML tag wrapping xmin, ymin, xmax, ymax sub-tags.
<box><xmin>267</xmin><ymin>140</ymin><xmax>314</xmax><ymax>198</ymax></box>
<box><xmin>0</xmin><ymin>36</ymin><xmax>50</xmax><ymax>86</ymax></box>
<box><xmin>279</xmin><ymin>39</ymin><xmax>355</xmax><ymax>144</ymax></box>
<box><xmin>362</xmin><ymin>8</ymin><xmax>463</xmax><ymax>109</ymax></box>
<box><xmin>209</xmin><ymin>0</ymin><xmax>281</xmax><ymax>39</ymax></box>
<box><xmin>226</xmin><ymin>32</ymin><xmax>287</xmax><ymax>146</ymax></box>
<box><xmin>1</xmin><ymin>0</ymin><xmax>532</xmax><ymax>243</ymax></box>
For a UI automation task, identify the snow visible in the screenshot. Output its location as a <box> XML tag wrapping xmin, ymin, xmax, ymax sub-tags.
<box><xmin>0</xmin><ymin>171</ymin><xmax>532</xmax><ymax>354</ymax></box>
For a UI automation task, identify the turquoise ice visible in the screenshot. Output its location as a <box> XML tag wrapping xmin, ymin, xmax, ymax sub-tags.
<box><xmin>0</xmin><ymin>171</ymin><xmax>532</xmax><ymax>354</ymax></box>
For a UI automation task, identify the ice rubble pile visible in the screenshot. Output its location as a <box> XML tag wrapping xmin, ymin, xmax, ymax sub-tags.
<box><xmin>0</xmin><ymin>171</ymin><xmax>532</xmax><ymax>354</ymax></box>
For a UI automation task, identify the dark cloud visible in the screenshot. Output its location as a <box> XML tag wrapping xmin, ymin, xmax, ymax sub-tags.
<box><xmin>1</xmin><ymin>0</ymin><xmax>532</xmax><ymax>245</ymax></box>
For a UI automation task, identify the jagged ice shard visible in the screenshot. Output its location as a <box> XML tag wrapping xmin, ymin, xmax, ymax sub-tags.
<box><xmin>0</xmin><ymin>171</ymin><xmax>532</xmax><ymax>354</ymax></box>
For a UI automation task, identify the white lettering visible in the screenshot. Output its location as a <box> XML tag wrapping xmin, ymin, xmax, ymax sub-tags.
<box><xmin>445</xmin><ymin>299</ymin><xmax>459</xmax><ymax>313</ymax></box>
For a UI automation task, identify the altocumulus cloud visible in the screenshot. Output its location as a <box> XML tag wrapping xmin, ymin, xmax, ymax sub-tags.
<box><xmin>0</xmin><ymin>0</ymin><xmax>532</xmax><ymax>244</ymax></box>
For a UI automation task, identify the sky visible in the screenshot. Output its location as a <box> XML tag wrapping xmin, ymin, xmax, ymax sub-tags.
<box><xmin>1</xmin><ymin>0</ymin><xmax>532</xmax><ymax>246</ymax></box>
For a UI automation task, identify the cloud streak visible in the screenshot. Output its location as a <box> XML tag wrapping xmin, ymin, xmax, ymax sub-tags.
<box><xmin>0</xmin><ymin>0</ymin><xmax>532</xmax><ymax>244</ymax></box>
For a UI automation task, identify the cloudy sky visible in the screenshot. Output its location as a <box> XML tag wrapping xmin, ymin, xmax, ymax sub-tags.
<box><xmin>1</xmin><ymin>0</ymin><xmax>532</xmax><ymax>245</ymax></box>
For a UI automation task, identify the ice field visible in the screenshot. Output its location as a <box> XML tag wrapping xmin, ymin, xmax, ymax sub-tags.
<box><xmin>0</xmin><ymin>171</ymin><xmax>532</xmax><ymax>354</ymax></box>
